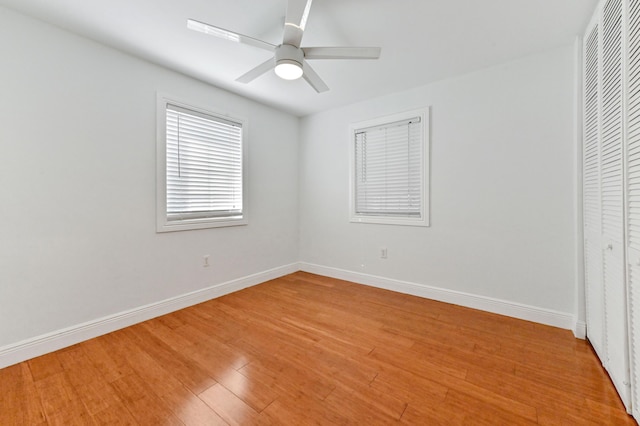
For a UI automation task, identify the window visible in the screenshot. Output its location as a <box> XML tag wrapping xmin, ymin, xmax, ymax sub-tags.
<box><xmin>349</xmin><ymin>108</ymin><xmax>429</xmax><ymax>226</ymax></box>
<box><xmin>156</xmin><ymin>95</ymin><xmax>248</xmax><ymax>232</ymax></box>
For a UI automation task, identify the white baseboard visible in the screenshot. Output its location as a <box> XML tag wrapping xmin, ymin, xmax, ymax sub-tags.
<box><xmin>0</xmin><ymin>261</ymin><xmax>586</xmax><ymax>369</ymax></box>
<box><xmin>298</xmin><ymin>262</ymin><xmax>583</xmax><ymax>338</ymax></box>
<box><xmin>573</xmin><ymin>320</ymin><xmax>587</xmax><ymax>339</ymax></box>
<box><xmin>0</xmin><ymin>263</ymin><xmax>298</xmax><ymax>369</ymax></box>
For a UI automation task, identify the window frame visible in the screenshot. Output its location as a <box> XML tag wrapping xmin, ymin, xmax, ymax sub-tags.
<box><xmin>348</xmin><ymin>107</ymin><xmax>430</xmax><ymax>227</ymax></box>
<box><xmin>156</xmin><ymin>93</ymin><xmax>249</xmax><ymax>233</ymax></box>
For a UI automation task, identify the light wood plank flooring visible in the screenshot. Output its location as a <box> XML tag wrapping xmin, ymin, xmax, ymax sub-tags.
<box><xmin>0</xmin><ymin>272</ymin><xmax>635</xmax><ymax>425</ymax></box>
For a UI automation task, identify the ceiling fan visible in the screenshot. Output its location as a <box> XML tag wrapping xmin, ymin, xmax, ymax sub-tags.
<box><xmin>187</xmin><ymin>0</ymin><xmax>381</xmax><ymax>93</ymax></box>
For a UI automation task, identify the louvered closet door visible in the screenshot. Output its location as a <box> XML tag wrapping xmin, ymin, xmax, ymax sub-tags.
<box><xmin>601</xmin><ymin>0</ymin><xmax>631</xmax><ymax>408</ymax></box>
<box><xmin>584</xmin><ymin>23</ymin><xmax>606</xmax><ymax>362</ymax></box>
<box><xmin>627</xmin><ymin>0</ymin><xmax>640</xmax><ymax>417</ymax></box>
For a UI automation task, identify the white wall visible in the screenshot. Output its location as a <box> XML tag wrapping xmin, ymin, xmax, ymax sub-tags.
<box><xmin>0</xmin><ymin>7</ymin><xmax>299</xmax><ymax>348</ymax></box>
<box><xmin>299</xmin><ymin>45</ymin><xmax>578</xmax><ymax>317</ymax></box>
<box><xmin>0</xmin><ymin>2</ymin><xmax>582</xmax><ymax>360</ymax></box>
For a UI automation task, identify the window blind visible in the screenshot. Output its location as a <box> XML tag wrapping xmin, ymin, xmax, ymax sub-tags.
<box><xmin>166</xmin><ymin>104</ymin><xmax>243</xmax><ymax>221</ymax></box>
<box><xmin>354</xmin><ymin>117</ymin><xmax>422</xmax><ymax>217</ymax></box>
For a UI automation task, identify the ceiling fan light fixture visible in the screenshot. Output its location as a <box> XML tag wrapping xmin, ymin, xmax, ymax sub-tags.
<box><xmin>188</xmin><ymin>0</ymin><xmax>380</xmax><ymax>93</ymax></box>
<box><xmin>275</xmin><ymin>59</ymin><xmax>303</xmax><ymax>80</ymax></box>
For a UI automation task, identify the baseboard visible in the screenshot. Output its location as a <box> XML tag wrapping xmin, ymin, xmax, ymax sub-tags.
<box><xmin>0</xmin><ymin>263</ymin><xmax>298</xmax><ymax>369</ymax></box>
<box><xmin>0</xmin><ymin>261</ymin><xmax>586</xmax><ymax>369</ymax></box>
<box><xmin>573</xmin><ymin>320</ymin><xmax>587</xmax><ymax>339</ymax></box>
<box><xmin>298</xmin><ymin>262</ymin><xmax>582</xmax><ymax>337</ymax></box>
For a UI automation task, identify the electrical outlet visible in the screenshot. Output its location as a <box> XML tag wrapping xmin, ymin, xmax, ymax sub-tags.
<box><xmin>380</xmin><ymin>248</ymin><xmax>388</xmax><ymax>259</ymax></box>
<box><xmin>203</xmin><ymin>255</ymin><xmax>210</xmax><ymax>267</ymax></box>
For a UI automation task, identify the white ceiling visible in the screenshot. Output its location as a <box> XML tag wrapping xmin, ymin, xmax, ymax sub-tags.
<box><xmin>0</xmin><ymin>0</ymin><xmax>598</xmax><ymax>116</ymax></box>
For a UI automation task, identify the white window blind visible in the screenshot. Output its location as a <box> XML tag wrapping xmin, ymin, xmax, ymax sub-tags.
<box><xmin>157</xmin><ymin>99</ymin><xmax>247</xmax><ymax>232</ymax></box>
<box><xmin>354</xmin><ymin>117</ymin><xmax>423</xmax><ymax>219</ymax></box>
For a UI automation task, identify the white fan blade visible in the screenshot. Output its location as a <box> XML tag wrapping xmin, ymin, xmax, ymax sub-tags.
<box><xmin>236</xmin><ymin>58</ymin><xmax>275</xmax><ymax>83</ymax></box>
<box><xmin>302</xmin><ymin>61</ymin><xmax>329</xmax><ymax>93</ymax></box>
<box><xmin>283</xmin><ymin>0</ymin><xmax>313</xmax><ymax>47</ymax></box>
<box><xmin>303</xmin><ymin>47</ymin><xmax>381</xmax><ymax>60</ymax></box>
<box><xmin>187</xmin><ymin>19</ymin><xmax>276</xmax><ymax>52</ymax></box>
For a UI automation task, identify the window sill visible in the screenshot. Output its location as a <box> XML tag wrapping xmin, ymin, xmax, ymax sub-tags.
<box><xmin>350</xmin><ymin>215</ymin><xmax>429</xmax><ymax>227</ymax></box>
<box><xmin>156</xmin><ymin>216</ymin><xmax>248</xmax><ymax>233</ymax></box>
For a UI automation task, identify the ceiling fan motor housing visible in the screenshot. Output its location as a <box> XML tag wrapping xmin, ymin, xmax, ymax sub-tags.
<box><xmin>276</xmin><ymin>44</ymin><xmax>304</xmax><ymax>68</ymax></box>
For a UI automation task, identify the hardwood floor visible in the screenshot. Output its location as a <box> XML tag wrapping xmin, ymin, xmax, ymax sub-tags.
<box><xmin>0</xmin><ymin>272</ymin><xmax>635</xmax><ymax>425</ymax></box>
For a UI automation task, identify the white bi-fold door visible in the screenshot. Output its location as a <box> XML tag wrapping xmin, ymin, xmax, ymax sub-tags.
<box><xmin>583</xmin><ymin>0</ymin><xmax>631</xmax><ymax>412</ymax></box>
